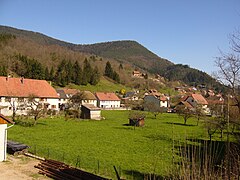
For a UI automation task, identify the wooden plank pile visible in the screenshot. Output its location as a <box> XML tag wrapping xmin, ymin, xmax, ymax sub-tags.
<box><xmin>35</xmin><ymin>159</ymin><xmax>108</xmax><ymax>180</ymax></box>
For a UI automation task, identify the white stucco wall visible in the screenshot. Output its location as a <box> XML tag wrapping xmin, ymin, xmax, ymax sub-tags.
<box><xmin>0</xmin><ymin>124</ymin><xmax>7</xmax><ymax>161</ymax></box>
<box><xmin>98</xmin><ymin>100</ymin><xmax>120</xmax><ymax>109</ymax></box>
<box><xmin>90</xmin><ymin>110</ymin><xmax>101</xmax><ymax>120</ymax></box>
<box><xmin>82</xmin><ymin>100</ymin><xmax>97</xmax><ymax>107</ymax></box>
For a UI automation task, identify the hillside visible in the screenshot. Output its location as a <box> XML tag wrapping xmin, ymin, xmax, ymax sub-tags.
<box><xmin>0</xmin><ymin>25</ymin><xmax>223</xmax><ymax>90</ymax></box>
<box><xmin>72</xmin><ymin>40</ymin><xmax>173</xmax><ymax>74</ymax></box>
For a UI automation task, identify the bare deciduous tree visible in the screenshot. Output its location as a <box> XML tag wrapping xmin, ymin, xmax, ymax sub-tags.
<box><xmin>27</xmin><ymin>94</ymin><xmax>46</xmax><ymax>125</ymax></box>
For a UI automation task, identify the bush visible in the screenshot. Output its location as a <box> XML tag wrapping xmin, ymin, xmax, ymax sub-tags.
<box><xmin>15</xmin><ymin>116</ymin><xmax>35</xmax><ymax>127</ymax></box>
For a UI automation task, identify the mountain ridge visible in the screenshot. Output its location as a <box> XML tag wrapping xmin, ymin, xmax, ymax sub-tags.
<box><xmin>0</xmin><ymin>25</ymin><xmax>223</xmax><ymax>90</ymax></box>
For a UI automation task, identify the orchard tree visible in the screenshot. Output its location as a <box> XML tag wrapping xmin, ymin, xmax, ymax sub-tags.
<box><xmin>175</xmin><ymin>105</ymin><xmax>193</xmax><ymax>125</ymax></box>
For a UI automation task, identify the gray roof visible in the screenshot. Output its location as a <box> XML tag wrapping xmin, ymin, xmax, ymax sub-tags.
<box><xmin>56</xmin><ymin>89</ymin><xmax>68</xmax><ymax>99</ymax></box>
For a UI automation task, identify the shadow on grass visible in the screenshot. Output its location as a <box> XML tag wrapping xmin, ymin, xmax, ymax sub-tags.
<box><xmin>122</xmin><ymin>123</ymin><xmax>131</xmax><ymax>126</ymax></box>
<box><xmin>163</xmin><ymin>122</ymin><xmax>196</xmax><ymax>126</ymax></box>
<box><xmin>36</xmin><ymin>122</ymin><xmax>47</xmax><ymax>126</ymax></box>
<box><xmin>113</xmin><ymin>126</ymin><xmax>136</xmax><ymax>131</ymax></box>
<box><xmin>144</xmin><ymin>134</ymin><xmax>172</xmax><ymax>142</ymax></box>
<box><xmin>123</xmin><ymin>170</ymin><xmax>164</xmax><ymax>180</ymax></box>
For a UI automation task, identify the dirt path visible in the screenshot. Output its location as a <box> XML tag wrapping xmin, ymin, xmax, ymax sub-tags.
<box><xmin>0</xmin><ymin>155</ymin><xmax>49</xmax><ymax>180</ymax></box>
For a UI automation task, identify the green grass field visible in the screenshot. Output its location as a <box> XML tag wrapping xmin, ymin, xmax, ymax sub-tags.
<box><xmin>67</xmin><ymin>76</ymin><xmax>131</xmax><ymax>93</ymax></box>
<box><xmin>8</xmin><ymin>111</ymin><xmax>208</xmax><ymax>179</ymax></box>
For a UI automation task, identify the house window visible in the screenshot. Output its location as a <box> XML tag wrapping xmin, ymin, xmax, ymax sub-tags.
<box><xmin>6</xmin><ymin>97</ymin><xmax>11</xmax><ymax>102</ymax></box>
<box><xmin>40</xmin><ymin>98</ymin><xmax>45</xmax><ymax>102</ymax></box>
<box><xmin>18</xmin><ymin>98</ymin><xmax>24</xmax><ymax>102</ymax></box>
<box><xmin>9</xmin><ymin>107</ymin><xmax>12</xmax><ymax>110</ymax></box>
<box><xmin>51</xmin><ymin>105</ymin><xmax>56</xmax><ymax>109</ymax></box>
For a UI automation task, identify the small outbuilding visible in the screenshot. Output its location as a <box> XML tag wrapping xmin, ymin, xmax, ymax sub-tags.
<box><xmin>129</xmin><ymin>117</ymin><xmax>145</xmax><ymax>127</ymax></box>
<box><xmin>81</xmin><ymin>104</ymin><xmax>101</xmax><ymax>120</ymax></box>
<box><xmin>0</xmin><ymin>114</ymin><xmax>14</xmax><ymax>161</ymax></box>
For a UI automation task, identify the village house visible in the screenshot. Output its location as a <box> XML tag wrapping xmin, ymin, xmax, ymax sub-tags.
<box><xmin>132</xmin><ymin>70</ymin><xmax>144</xmax><ymax>78</ymax></box>
<box><xmin>95</xmin><ymin>92</ymin><xmax>121</xmax><ymax>109</ymax></box>
<box><xmin>56</xmin><ymin>89</ymin><xmax>68</xmax><ymax>110</ymax></box>
<box><xmin>144</xmin><ymin>94</ymin><xmax>169</xmax><ymax>111</ymax></box>
<box><xmin>0</xmin><ymin>76</ymin><xmax>59</xmax><ymax>116</ymax></box>
<box><xmin>63</xmin><ymin>88</ymin><xmax>80</xmax><ymax>98</ymax></box>
<box><xmin>124</xmin><ymin>92</ymin><xmax>139</xmax><ymax>101</ymax></box>
<box><xmin>0</xmin><ymin>114</ymin><xmax>14</xmax><ymax>161</ymax></box>
<box><xmin>206</xmin><ymin>95</ymin><xmax>225</xmax><ymax>116</ymax></box>
<box><xmin>179</xmin><ymin>93</ymin><xmax>210</xmax><ymax>114</ymax></box>
<box><xmin>61</xmin><ymin>89</ymin><xmax>97</xmax><ymax>108</ymax></box>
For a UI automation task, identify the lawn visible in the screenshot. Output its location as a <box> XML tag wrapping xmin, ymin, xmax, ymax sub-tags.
<box><xmin>8</xmin><ymin>111</ymin><xmax>208</xmax><ymax>179</ymax></box>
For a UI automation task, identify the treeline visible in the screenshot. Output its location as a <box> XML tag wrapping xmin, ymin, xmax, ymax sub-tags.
<box><xmin>164</xmin><ymin>64</ymin><xmax>224</xmax><ymax>91</ymax></box>
<box><xmin>0</xmin><ymin>33</ymin><xmax>16</xmax><ymax>45</ymax></box>
<box><xmin>53</xmin><ymin>58</ymin><xmax>101</xmax><ymax>86</ymax></box>
<box><xmin>13</xmin><ymin>54</ymin><xmax>101</xmax><ymax>86</ymax></box>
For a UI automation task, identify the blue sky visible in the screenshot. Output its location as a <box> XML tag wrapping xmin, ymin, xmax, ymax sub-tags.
<box><xmin>1</xmin><ymin>0</ymin><xmax>239</xmax><ymax>74</ymax></box>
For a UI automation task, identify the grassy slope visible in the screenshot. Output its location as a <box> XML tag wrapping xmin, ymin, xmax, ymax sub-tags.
<box><xmin>8</xmin><ymin>111</ymin><xmax>207</xmax><ymax>178</ymax></box>
<box><xmin>67</xmin><ymin>76</ymin><xmax>131</xmax><ymax>92</ymax></box>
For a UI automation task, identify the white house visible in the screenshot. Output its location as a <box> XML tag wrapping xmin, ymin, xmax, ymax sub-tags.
<box><xmin>0</xmin><ymin>114</ymin><xmax>14</xmax><ymax>161</ymax></box>
<box><xmin>95</xmin><ymin>92</ymin><xmax>121</xmax><ymax>109</ymax></box>
<box><xmin>0</xmin><ymin>76</ymin><xmax>59</xmax><ymax>116</ymax></box>
<box><xmin>144</xmin><ymin>95</ymin><xmax>169</xmax><ymax>111</ymax></box>
<box><xmin>181</xmin><ymin>93</ymin><xmax>210</xmax><ymax>114</ymax></box>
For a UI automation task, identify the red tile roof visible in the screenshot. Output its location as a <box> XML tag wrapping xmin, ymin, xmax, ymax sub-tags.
<box><xmin>181</xmin><ymin>101</ymin><xmax>194</xmax><ymax>109</ymax></box>
<box><xmin>0</xmin><ymin>76</ymin><xmax>58</xmax><ymax>98</ymax></box>
<box><xmin>95</xmin><ymin>92</ymin><xmax>120</xmax><ymax>101</ymax></box>
<box><xmin>192</xmin><ymin>94</ymin><xmax>208</xmax><ymax>105</ymax></box>
<box><xmin>63</xmin><ymin>88</ymin><xmax>80</xmax><ymax>96</ymax></box>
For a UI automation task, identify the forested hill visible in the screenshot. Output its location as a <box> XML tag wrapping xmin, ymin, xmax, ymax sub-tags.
<box><xmin>72</xmin><ymin>41</ymin><xmax>173</xmax><ymax>74</ymax></box>
<box><xmin>0</xmin><ymin>25</ymin><xmax>222</xmax><ymax>89</ymax></box>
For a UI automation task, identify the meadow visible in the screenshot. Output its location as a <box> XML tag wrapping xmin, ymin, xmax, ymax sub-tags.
<box><xmin>8</xmin><ymin>111</ymin><xmax>208</xmax><ymax>179</ymax></box>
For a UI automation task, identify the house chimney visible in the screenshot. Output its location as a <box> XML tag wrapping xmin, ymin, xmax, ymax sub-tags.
<box><xmin>20</xmin><ymin>77</ymin><xmax>24</xmax><ymax>84</ymax></box>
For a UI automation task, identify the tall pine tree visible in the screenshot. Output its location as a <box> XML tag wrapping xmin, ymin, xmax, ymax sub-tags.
<box><xmin>105</xmin><ymin>61</ymin><xmax>113</xmax><ymax>78</ymax></box>
<box><xmin>73</xmin><ymin>61</ymin><xmax>82</xmax><ymax>85</ymax></box>
<box><xmin>90</xmin><ymin>66</ymin><xmax>101</xmax><ymax>85</ymax></box>
<box><xmin>82</xmin><ymin>58</ymin><xmax>92</xmax><ymax>85</ymax></box>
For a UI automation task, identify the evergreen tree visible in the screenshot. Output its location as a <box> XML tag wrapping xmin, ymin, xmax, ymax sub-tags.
<box><xmin>2</xmin><ymin>66</ymin><xmax>7</xmax><ymax>76</ymax></box>
<box><xmin>105</xmin><ymin>61</ymin><xmax>113</xmax><ymax>78</ymax></box>
<box><xmin>119</xmin><ymin>63</ymin><xmax>123</xmax><ymax>71</ymax></box>
<box><xmin>82</xmin><ymin>58</ymin><xmax>92</xmax><ymax>85</ymax></box>
<box><xmin>65</xmin><ymin>60</ymin><xmax>73</xmax><ymax>84</ymax></box>
<box><xmin>113</xmin><ymin>71</ymin><xmax>120</xmax><ymax>83</ymax></box>
<box><xmin>90</xmin><ymin>66</ymin><xmax>101</xmax><ymax>85</ymax></box>
<box><xmin>44</xmin><ymin>67</ymin><xmax>50</xmax><ymax>81</ymax></box>
<box><xmin>73</xmin><ymin>61</ymin><xmax>82</xmax><ymax>85</ymax></box>
<box><xmin>49</xmin><ymin>67</ymin><xmax>54</xmax><ymax>81</ymax></box>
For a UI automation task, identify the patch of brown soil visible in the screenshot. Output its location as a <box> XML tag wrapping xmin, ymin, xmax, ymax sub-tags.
<box><xmin>0</xmin><ymin>155</ymin><xmax>49</xmax><ymax>180</ymax></box>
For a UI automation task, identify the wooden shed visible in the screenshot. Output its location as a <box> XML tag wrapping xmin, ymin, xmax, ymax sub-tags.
<box><xmin>81</xmin><ymin>104</ymin><xmax>101</xmax><ymax>120</ymax></box>
<box><xmin>129</xmin><ymin>117</ymin><xmax>145</xmax><ymax>127</ymax></box>
<box><xmin>0</xmin><ymin>114</ymin><xmax>14</xmax><ymax>161</ymax></box>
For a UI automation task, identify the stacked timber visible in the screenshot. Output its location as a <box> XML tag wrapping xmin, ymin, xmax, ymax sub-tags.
<box><xmin>35</xmin><ymin>159</ymin><xmax>108</xmax><ymax>180</ymax></box>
